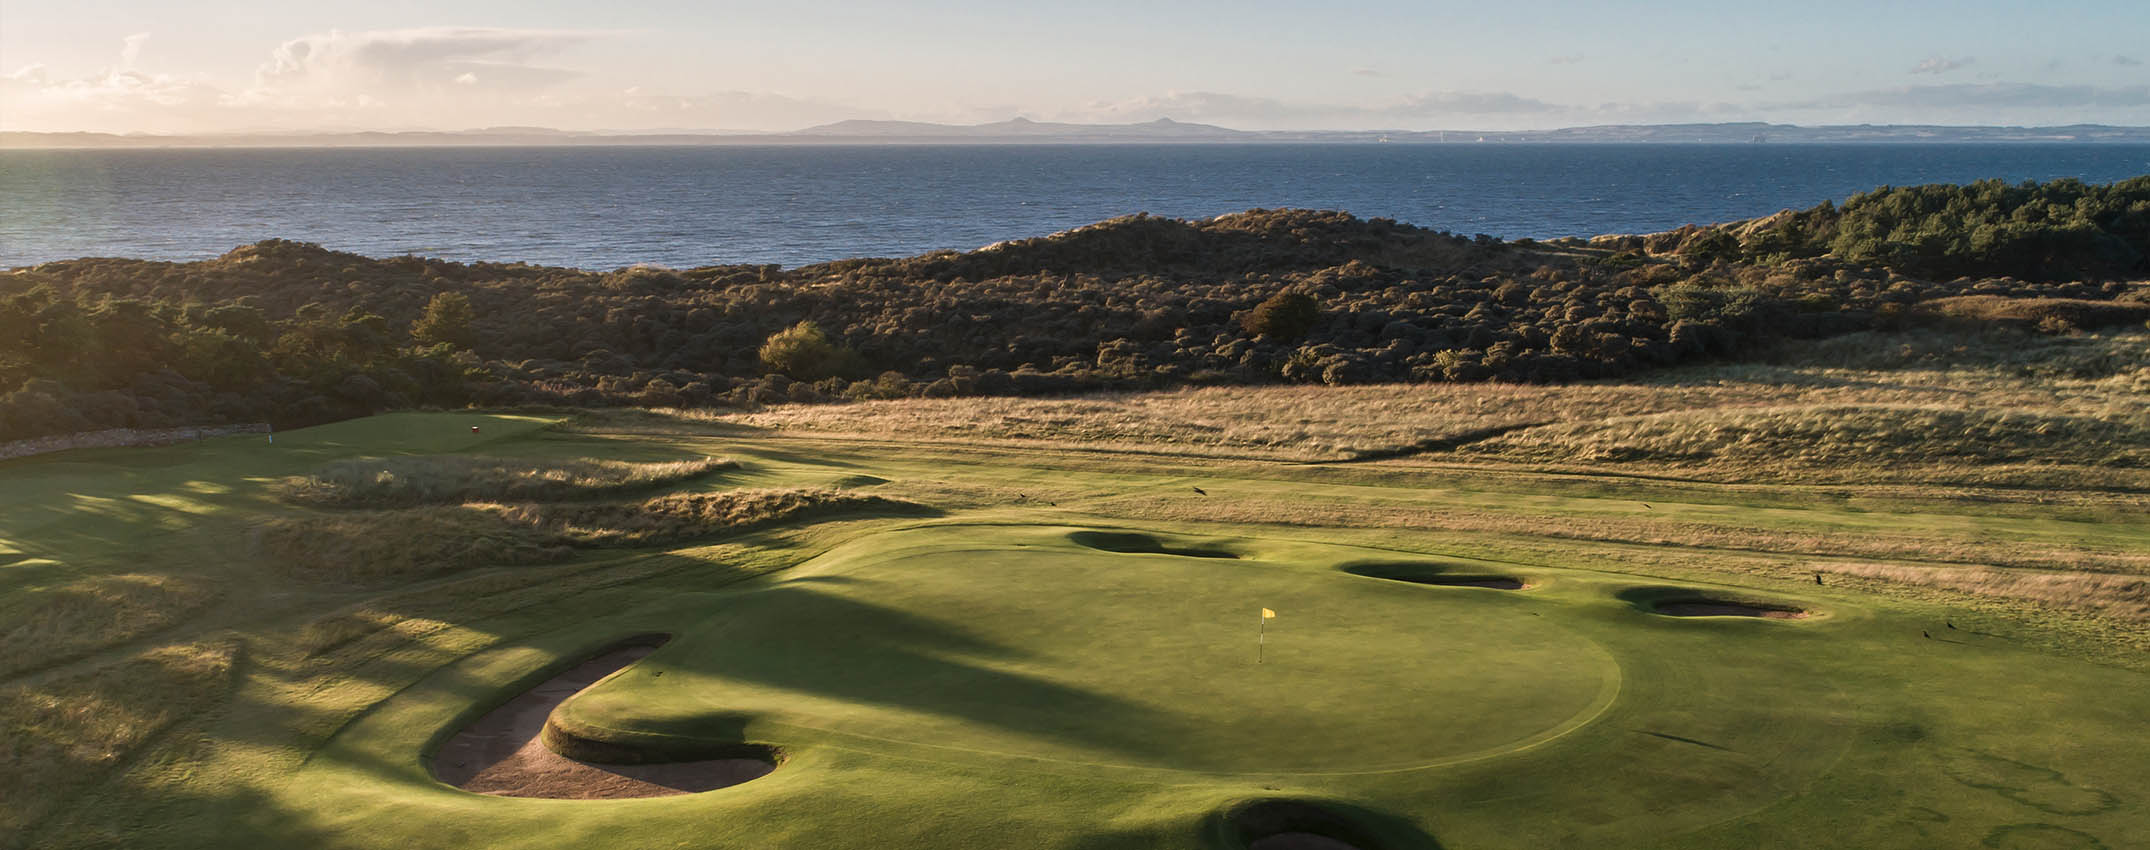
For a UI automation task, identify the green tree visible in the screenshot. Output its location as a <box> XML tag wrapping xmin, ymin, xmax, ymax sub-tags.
<box><xmin>758</xmin><ymin>321</ymin><xmax>860</xmax><ymax>381</ymax></box>
<box><xmin>411</xmin><ymin>292</ymin><xmax>477</xmax><ymax>350</ymax></box>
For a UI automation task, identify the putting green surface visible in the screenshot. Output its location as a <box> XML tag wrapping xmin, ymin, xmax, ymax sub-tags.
<box><xmin>555</xmin><ymin>525</ymin><xmax>1618</xmax><ymax>774</ymax></box>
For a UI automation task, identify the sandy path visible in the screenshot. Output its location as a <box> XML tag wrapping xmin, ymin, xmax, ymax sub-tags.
<box><xmin>432</xmin><ymin>645</ymin><xmax>774</xmax><ymax>799</ymax></box>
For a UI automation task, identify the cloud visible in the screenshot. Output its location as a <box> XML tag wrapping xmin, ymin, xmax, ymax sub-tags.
<box><xmin>1397</xmin><ymin>91</ymin><xmax>1561</xmax><ymax>114</ymax></box>
<box><xmin>1781</xmin><ymin>82</ymin><xmax>2150</xmax><ymax>111</ymax></box>
<box><xmin>1</xmin><ymin>33</ymin><xmax>223</xmax><ymax>130</ymax></box>
<box><xmin>1547</xmin><ymin>54</ymin><xmax>1584</xmax><ymax>65</ymax></box>
<box><xmin>2</xmin><ymin>26</ymin><xmax>877</xmax><ymax>133</ymax></box>
<box><xmin>119</xmin><ymin>32</ymin><xmax>150</xmax><ymax>70</ymax></box>
<box><xmin>1910</xmin><ymin>55</ymin><xmax>1973</xmax><ymax>75</ymax></box>
<box><xmin>244</xmin><ymin>27</ymin><xmax>594</xmax><ymax>104</ymax></box>
<box><xmin>1350</xmin><ymin>66</ymin><xmax>1383</xmax><ymax>77</ymax></box>
<box><xmin>2117</xmin><ymin>55</ymin><xmax>2144</xmax><ymax>67</ymax></box>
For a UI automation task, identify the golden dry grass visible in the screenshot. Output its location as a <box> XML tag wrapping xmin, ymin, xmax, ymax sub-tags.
<box><xmin>1814</xmin><ymin>561</ymin><xmax>2150</xmax><ymax>622</ymax></box>
<box><xmin>275</xmin><ymin>456</ymin><xmax>737</xmax><ymax>508</ymax></box>
<box><xmin>256</xmin><ymin>488</ymin><xmax>922</xmax><ymax>584</ymax></box>
<box><xmin>1455</xmin><ymin>404</ymin><xmax>2150</xmax><ymax>480</ymax></box>
<box><xmin>0</xmin><ymin>575</ymin><xmax>218</xmax><ymax>678</ymax></box>
<box><xmin>0</xmin><ymin>640</ymin><xmax>236</xmax><ymax>848</ymax></box>
<box><xmin>721</xmin><ymin>330</ymin><xmax>2150</xmax><ymax>482</ymax></box>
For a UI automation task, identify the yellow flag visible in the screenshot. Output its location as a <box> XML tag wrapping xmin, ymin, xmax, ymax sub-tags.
<box><xmin>1261</xmin><ymin>608</ymin><xmax>1276</xmax><ymax>619</ymax></box>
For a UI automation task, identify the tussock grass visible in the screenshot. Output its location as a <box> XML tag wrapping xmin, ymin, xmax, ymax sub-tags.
<box><xmin>276</xmin><ymin>456</ymin><xmax>737</xmax><ymax>508</ymax></box>
<box><xmin>0</xmin><ymin>640</ymin><xmax>236</xmax><ymax>847</ymax></box>
<box><xmin>254</xmin><ymin>507</ymin><xmax>574</xmax><ymax>585</ymax></box>
<box><xmin>257</xmin><ymin>488</ymin><xmax>923</xmax><ymax>584</ymax></box>
<box><xmin>703</xmin><ymin>328</ymin><xmax>2150</xmax><ymax>488</ymax></box>
<box><xmin>1458</xmin><ymin>404</ymin><xmax>2150</xmax><ymax>474</ymax></box>
<box><xmin>499</xmin><ymin>488</ymin><xmax>927</xmax><ymax>548</ymax></box>
<box><xmin>1815</xmin><ymin>561</ymin><xmax>2150</xmax><ymax>622</ymax></box>
<box><xmin>0</xmin><ymin>575</ymin><xmax>217</xmax><ymax>678</ymax></box>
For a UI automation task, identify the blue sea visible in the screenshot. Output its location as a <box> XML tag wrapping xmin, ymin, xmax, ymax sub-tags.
<box><xmin>2</xmin><ymin>143</ymin><xmax>2146</xmax><ymax>269</ymax></box>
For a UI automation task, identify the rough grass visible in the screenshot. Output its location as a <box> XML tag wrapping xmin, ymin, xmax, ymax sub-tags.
<box><xmin>0</xmin><ymin>575</ymin><xmax>218</xmax><ymax>678</ymax></box>
<box><xmin>720</xmin><ymin>329</ymin><xmax>2150</xmax><ymax>477</ymax></box>
<box><xmin>1814</xmin><ymin>561</ymin><xmax>2150</xmax><ymax>622</ymax></box>
<box><xmin>0</xmin><ymin>641</ymin><xmax>236</xmax><ymax>849</ymax></box>
<box><xmin>1926</xmin><ymin>294</ymin><xmax>2150</xmax><ymax>330</ymax></box>
<box><xmin>275</xmin><ymin>456</ymin><xmax>737</xmax><ymax>508</ymax></box>
<box><xmin>256</xmin><ymin>488</ymin><xmax>923</xmax><ymax>584</ymax></box>
<box><xmin>253</xmin><ymin>506</ymin><xmax>575</xmax><ymax>585</ymax></box>
<box><xmin>1456</xmin><ymin>404</ymin><xmax>2150</xmax><ymax>476</ymax></box>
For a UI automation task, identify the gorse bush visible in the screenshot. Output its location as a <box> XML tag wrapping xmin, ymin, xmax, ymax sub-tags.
<box><xmin>757</xmin><ymin>321</ymin><xmax>863</xmax><ymax>381</ymax></box>
<box><xmin>1242</xmin><ymin>291</ymin><xmax>1321</xmax><ymax>339</ymax></box>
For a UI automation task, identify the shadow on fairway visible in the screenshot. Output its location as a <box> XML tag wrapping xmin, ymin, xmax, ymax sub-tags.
<box><xmin>1208</xmin><ymin>798</ymin><xmax>1444</xmax><ymax>850</ymax></box>
<box><xmin>1616</xmin><ymin>586</ymin><xmax>1809</xmax><ymax>619</ymax></box>
<box><xmin>1069</xmin><ymin>530</ymin><xmax>1240</xmax><ymax>559</ymax></box>
<box><xmin>1340</xmin><ymin>561</ymin><xmax>1530</xmax><ymax>590</ymax></box>
<box><xmin>571</xmin><ymin>585</ymin><xmax>1202</xmax><ymax>766</ymax></box>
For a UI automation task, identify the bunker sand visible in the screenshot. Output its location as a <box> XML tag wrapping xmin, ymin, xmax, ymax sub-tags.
<box><xmin>432</xmin><ymin>643</ymin><xmax>773</xmax><ymax>799</ymax></box>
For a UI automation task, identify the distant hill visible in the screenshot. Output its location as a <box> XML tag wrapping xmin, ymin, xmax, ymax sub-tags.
<box><xmin>793</xmin><ymin>117</ymin><xmax>1252</xmax><ymax>140</ymax></box>
<box><xmin>6</xmin><ymin>121</ymin><xmax>2147</xmax><ymax>149</ymax></box>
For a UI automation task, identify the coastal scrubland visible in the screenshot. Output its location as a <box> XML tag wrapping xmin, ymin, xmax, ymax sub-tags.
<box><xmin>3</xmin><ymin>177</ymin><xmax>2145</xmax><ymax>442</ymax></box>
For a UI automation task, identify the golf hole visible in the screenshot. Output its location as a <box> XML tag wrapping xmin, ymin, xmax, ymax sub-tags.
<box><xmin>1069</xmin><ymin>530</ymin><xmax>1240</xmax><ymax>559</ymax></box>
<box><xmin>1341</xmin><ymin>561</ymin><xmax>1530</xmax><ymax>590</ymax></box>
<box><xmin>432</xmin><ymin>634</ymin><xmax>781</xmax><ymax>799</ymax></box>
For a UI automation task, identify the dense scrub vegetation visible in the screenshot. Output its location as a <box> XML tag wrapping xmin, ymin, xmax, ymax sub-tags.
<box><xmin>3</xmin><ymin>178</ymin><xmax>2144</xmax><ymax>441</ymax></box>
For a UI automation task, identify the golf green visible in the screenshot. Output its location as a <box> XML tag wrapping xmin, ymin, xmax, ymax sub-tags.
<box><xmin>551</xmin><ymin>524</ymin><xmax>1620</xmax><ymax>775</ymax></box>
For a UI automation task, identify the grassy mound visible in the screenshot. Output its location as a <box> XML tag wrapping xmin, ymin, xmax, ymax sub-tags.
<box><xmin>0</xmin><ymin>575</ymin><xmax>218</xmax><ymax>677</ymax></box>
<box><xmin>0</xmin><ymin>641</ymin><xmax>235</xmax><ymax>847</ymax></box>
<box><xmin>275</xmin><ymin>456</ymin><xmax>738</xmax><ymax>508</ymax></box>
<box><xmin>258</xmin><ymin>489</ymin><xmax>924</xmax><ymax>584</ymax></box>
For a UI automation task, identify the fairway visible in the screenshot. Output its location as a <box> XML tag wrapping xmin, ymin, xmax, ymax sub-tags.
<box><xmin>7</xmin><ymin>407</ymin><xmax>2148</xmax><ymax>850</ymax></box>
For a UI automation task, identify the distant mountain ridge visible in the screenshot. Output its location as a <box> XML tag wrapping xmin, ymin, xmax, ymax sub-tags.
<box><xmin>794</xmin><ymin>117</ymin><xmax>1252</xmax><ymax>139</ymax></box>
<box><xmin>5</xmin><ymin>121</ymin><xmax>2148</xmax><ymax>148</ymax></box>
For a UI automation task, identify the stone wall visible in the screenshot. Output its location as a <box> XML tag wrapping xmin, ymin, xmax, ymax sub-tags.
<box><xmin>0</xmin><ymin>423</ymin><xmax>273</xmax><ymax>462</ymax></box>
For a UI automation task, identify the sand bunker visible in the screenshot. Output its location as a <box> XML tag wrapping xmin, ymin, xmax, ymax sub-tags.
<box><xmin>1068</xmin><ymin>531</ymin><xmax>1239</xmax><ymax>559</ymax></box>
<box><xmin>1343</xmin><ymin>561</ymin><xmax>1530</xmax><ymax>590</ymax></box>
<box><xmin>1653</xmin><ymin>599</ymin><xmax>1809</xmax><ymax>619</ymax></box>
<box><xmin>432</xmin><ymin>636</ymin><xmax>775</xmax><ymax>799</ymax></box>
<box><xmin>1221</xmin><ymin>800</ymin><xmax>1386</xmax><ymax>850</ymax></box>
<box><xmin>1249</xmin><ymin>834</ymin><xmax>1365</xmax><ymax>850</ymax></box>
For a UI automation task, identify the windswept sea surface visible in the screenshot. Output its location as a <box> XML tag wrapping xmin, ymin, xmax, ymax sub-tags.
<box><xmin>3</xmin><ymin>143</ymin><xmax>2147</xmax><ymax>269</ymax></box>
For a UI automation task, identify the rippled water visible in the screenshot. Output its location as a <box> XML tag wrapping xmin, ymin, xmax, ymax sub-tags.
<box><xmin>3</xmin><ymin>143</ymin><xmax>2145</xmax><ymax>269</ymax></box>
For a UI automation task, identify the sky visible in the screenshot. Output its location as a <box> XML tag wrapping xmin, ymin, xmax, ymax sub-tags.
<box><xmin>2</xmin><ymin>0</ymin><xmax>2147</xmax><ymax>134</ymax></box>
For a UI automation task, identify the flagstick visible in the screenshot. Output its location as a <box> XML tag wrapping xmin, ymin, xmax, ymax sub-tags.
<box><xmin>1258</xmin><ymin>615</ymin><xmax>1266</xmax><ymax>665</ymax></box>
